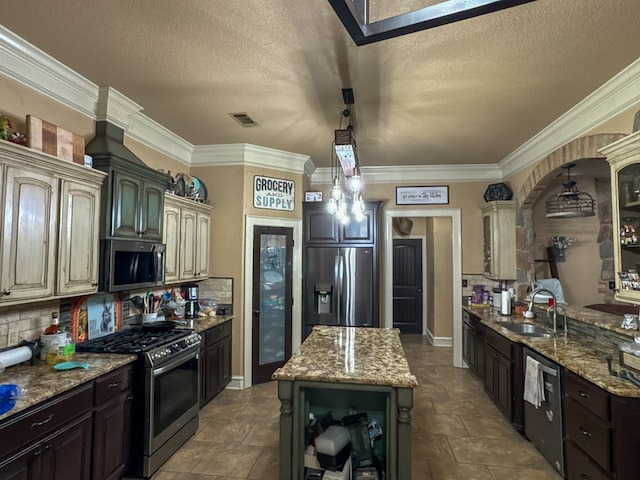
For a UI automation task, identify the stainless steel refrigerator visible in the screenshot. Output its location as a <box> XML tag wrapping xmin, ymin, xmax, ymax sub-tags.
<box><xmin>303</xmin><ymin>246</ymin><xmax>374</xmax><ymax>337</ymax></box>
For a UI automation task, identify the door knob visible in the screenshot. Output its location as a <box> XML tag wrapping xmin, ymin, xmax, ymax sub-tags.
<box><xmin>417</xmin><ymin>288</ymin><xmax>422</xmax><ymax>293</ymax></box>
<box><xmin>253</xmin><ymin>309</ymin><xmax>260</xmax><ymax>315</ymax></box>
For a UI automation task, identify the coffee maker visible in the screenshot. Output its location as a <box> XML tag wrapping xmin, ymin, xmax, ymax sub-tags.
<box><xmin>184</xmin><ymin>283</ymin><xmax>199</xmax><ymax>319</ymax></box>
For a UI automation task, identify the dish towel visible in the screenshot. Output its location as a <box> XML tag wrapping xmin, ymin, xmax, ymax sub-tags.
<box><xmin>523</xmin><ymin>356</ymin><xmax>545</xmax><ymax>408</ymax></box>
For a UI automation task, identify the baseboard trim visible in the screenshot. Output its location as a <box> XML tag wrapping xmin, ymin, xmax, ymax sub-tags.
<box><xmin>425</xmin><ymin>329</ymin><xmax>453</xmax><ymax>347</ymax></box>
<box><xmin>226</xmin><ymin>375</ymin><xmax>245</xmax><ymax>390</ymax></box>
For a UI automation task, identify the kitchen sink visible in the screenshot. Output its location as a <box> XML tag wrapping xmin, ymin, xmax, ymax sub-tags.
<box><xmin>501</xmin><ymin>323</ymin><xmax>552</xmax><ymax>338</ymax></box>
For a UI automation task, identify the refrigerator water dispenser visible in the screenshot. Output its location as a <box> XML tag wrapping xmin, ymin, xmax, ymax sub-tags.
<box><xmin>315</xmin><ymin>283</ymin><xmax>333</xmax><ymax>314</ymax></box>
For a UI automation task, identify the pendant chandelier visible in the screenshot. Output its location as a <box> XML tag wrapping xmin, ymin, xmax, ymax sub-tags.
<box><xmin>545</xmin><ymin>163</ymin><xmax>595</xmax><ymax>218</ymax></box>
<box><xmin>327</xmin><ymin>88</ymin><xmax>365</xmax><ymax>224</ymax></box>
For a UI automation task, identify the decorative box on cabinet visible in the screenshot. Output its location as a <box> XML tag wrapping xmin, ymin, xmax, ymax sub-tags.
<box><xmin>200</xmin><ymin>319</ymin><xmax>233</xmax><ymax>407</ymax></box>
<box><xmin>481</xmin><ymin>200</ymin><xmax>516</xmax><ymax>281</ymax></box>
<box><xmin>600</xmin><ymin>131</ymin><xmax>640</xmax><ymax>304</ymax></box>
<box><xmin>163</xmin><ymin>193</ymin><xmax>212</xmax><ymax>284</ymax></box>
<box><xmin>0</xmin><ymin>140</ymin><xmax>107</xmax><ymax>304</ymax></box>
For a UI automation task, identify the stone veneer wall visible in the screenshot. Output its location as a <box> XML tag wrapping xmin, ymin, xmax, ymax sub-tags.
<box><xmin>514</xmin><ymin>134</ymin><xmax>626</xmax><ymax>302</ymax></box>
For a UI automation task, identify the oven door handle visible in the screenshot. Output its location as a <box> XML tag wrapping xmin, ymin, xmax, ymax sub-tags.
<box><xmin>153</xmin><ymin>348</ymin><xmax>199</xmax><ymax>376</ymax></box>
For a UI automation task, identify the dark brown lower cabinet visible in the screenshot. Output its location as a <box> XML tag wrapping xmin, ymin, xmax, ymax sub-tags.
<box><xmin>462</xmin><ymin>310</ymin><xmax>485</xmax><ymax>380</ymax></box>
<box><xmin>201</xmin><ymin>320</ymin><xmax>233</xmax><ymax>407</ymax></box>
<box><xmin>0</xmin><ymin>383</ymin><xmax>93</xmax><ymax>480</ymax></box>
<box><xmin>92</xmin><ymin>366</ymin><xmax>133</xmax><ymax>480</ymax></box>
<box><xmin>564</xmin><ymin>369</ymin><xmax>640</xmax><ymax>479</ymax></box>
<box><xmin>482</xmin><ymin>327</ymin><xmax>523</xmax><ymax>431</ymax></box>
<box><xmin>0</xmin><ymin>365</ymin><xmax>133</xmax><ymax>480</ymax></box>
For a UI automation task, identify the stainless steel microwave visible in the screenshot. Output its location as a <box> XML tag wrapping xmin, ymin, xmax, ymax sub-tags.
<box><xmin>100</xmin><ymin>239</ymin><xmax>165</xmax><ymax>292</ymax></box>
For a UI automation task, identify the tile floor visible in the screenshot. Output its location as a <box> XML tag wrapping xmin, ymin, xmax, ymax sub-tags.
<box><xmin>152</xmin><ymin>334</ymin><xmax>562</xmax><ymax>479</ymax></box>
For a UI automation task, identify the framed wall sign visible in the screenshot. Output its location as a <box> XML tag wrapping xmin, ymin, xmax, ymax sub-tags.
<box><xmin>396</xmin><ymin>185</ymin><xmax>449</xmax><ymax>205</ymax></box>
<box><xmin>254</xmin><ymin>175</ymin><xmax>295</xmax><ymax>211</ymax></box>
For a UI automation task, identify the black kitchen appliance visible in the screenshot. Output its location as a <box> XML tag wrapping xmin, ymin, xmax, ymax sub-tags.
<box><xmin>184</xmin><ymin>283</ymin><xmax>199</xmax><ymax>319</ymax></box>
<box><xmin>77</xmin><ymin>326</ymin><xmax>201</xmax><ymax>478</ymax></box>
<box><xmin>302</xmin><ymin>201</ymin><xmax>381</xmax><ymax>338</ymax></box>
<box><xmin>100</xmin><ymin>239</ymin><xmax>166</xmax><ymax>292</ymax></box>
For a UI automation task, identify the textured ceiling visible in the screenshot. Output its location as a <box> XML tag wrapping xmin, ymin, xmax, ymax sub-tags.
<box><xmin>1</xmin><ymin>0</ymin><xmax>639</xmax><ymax>169</ymax></box>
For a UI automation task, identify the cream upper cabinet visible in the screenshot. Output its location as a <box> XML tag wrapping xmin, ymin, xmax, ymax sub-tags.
<box><xmin>0</xmin><ymin>140</ymin><xmax>107</xmax><ymax>304</ymax></box>
<box><xmin>481</xmin><ymin>200</ymin><xmax>517</xmax><ymax>281</ymax></box>
<box><xmin>195</xmin><ymin>211</ymin><xmax>211</xmax><ymax>279</ymax></box>
<box><xmin>163</xmin><ymin>203</ymin><xmax>181</xmax><ymax>284</ymax></box>
<box><xmin>57</xmin><ymin>180</ymin><xmax>102</xmax><ymax>296</ymax></box>
<box><xmin>179</xmin><ymin>209</ymin><xmax>198</xmax><ymax>280</ymax></box>
<box><xmin>163</xmin><ymin>193</ymin><xmax>212</xmax><ymax>284</ymax></box>
<box><xmin>600</xmin><ymin>131</ymin><xmax>640</xmax><ymax>304</ymax></box>
<box><xmin>1</xmin><ymin>166</ymin><xmax>58</xmax><ymax>301</ymax></box>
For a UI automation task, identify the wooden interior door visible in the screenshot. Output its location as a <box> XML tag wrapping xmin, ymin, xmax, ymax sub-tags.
<box><xmin>252</xmin><ymin>226</ymin><xmax>293</xmax><ymax>385</ymax></box>
<box><xmin>392</xmin><ymin>238</ymin><xmax>423</xmax><ymax>334</ymax></box>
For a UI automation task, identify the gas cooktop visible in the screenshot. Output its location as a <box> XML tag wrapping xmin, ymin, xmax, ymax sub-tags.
<box><xmin>76</xmin><ymin>326</ymin><xmax>194</xmax><ymax>354</ymax></box>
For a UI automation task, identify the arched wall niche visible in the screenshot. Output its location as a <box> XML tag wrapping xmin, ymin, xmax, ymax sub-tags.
<box><xmin>512</xmin><ymin>133</ymin><xmax>626</xmax><ymax>301</ymax></box>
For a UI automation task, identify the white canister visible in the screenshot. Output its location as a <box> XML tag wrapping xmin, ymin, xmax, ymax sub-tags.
<box><xmin>493</xmin><ymin>291</ymin><xmax>502</xmax><ymax>309</ymax></box>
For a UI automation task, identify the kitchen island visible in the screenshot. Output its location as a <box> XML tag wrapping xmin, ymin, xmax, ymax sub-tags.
<box><xmin>273</xmin><ymin>325</ymin><xmax>417</xmax><ymax>480</ymax></box>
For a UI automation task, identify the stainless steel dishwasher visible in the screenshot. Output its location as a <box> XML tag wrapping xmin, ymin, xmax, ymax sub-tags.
<box><xmin>523</xmin><ymin>347</ymin><xmax>564</xmax><ymax>477</ymax></box>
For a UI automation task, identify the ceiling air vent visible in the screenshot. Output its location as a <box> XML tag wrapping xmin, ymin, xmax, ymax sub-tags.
<box><xmin>229</xmin><ymin>112</ymin><xmax>259</xmax><ymax>127</ymax></box>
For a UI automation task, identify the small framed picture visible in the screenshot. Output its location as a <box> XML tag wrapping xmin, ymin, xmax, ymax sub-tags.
<box><xmin>305</xmin><ymin>191</ymin><xmax>323</xmax><ymax>202</ymax></box>
<box><xmin>396</xmin><ymin>186</ymin><xmax>449</xmax><ymax>205</ymax></box>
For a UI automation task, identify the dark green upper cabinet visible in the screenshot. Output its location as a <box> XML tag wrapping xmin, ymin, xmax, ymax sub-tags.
<box><xmin>111</xmin><ymin>172</ymin><xmax>165</xmax><ymax>240</ymax></box>
<box><xmin>86</xmin><ymin>121</ymin><xmax>169</xmax><ymax>242</ymax></box>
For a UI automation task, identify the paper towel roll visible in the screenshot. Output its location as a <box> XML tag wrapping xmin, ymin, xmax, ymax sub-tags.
<box><xmin>0</xmin><ymin>346</ymin><xmax>32</xmax><ymax>367</ymax></box>
<box><xmin>501</xmin><ymin>290</ymin><xmax>511</xmax><ymax>315</ymax></box>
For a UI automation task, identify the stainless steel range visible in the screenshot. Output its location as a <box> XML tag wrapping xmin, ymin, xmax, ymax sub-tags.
<box><xmin>77</xmin><ymin>324</ymin><xmax>201</xmax><ymax>478</ymax></box>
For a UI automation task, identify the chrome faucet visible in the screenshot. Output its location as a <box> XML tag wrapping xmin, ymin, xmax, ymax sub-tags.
<box><xmin>527</xmin><ymin>288</ymin><xmax>559</xmax><ymax>333</ymax></box>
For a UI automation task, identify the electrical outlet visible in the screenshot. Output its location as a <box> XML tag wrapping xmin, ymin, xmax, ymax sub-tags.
<box><xmin>609</xmin><ymin>280</ymin><xmax>616</xmax><ymax>290</ymax></box>
<box><xmin>462</xmin><ymin>279</ymin><xmax>468</xmax><ymax>288</ymax></box>
<box><xmin>8</xmin><ymin>331</ymin><xmax>18</xmax><ymax>346</ymax></box>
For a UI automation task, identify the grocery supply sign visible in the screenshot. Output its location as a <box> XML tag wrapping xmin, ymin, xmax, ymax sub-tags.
<box><xmin>253</xmin><ymin>175</ymin><xmax>295</xmax><ymax>211</ymax></box>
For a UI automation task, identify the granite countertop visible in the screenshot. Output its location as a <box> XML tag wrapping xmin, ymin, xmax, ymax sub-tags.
<box><xmin>190</xmin><ymin>314</ymin><xmax>233</xmax><ymax>334</ymax></box>
<box><xmin>272</xmin><ymin>325</ymin><xmax>418</xmax><ymax>388</ymax></box>
<box><xmin>0</xmin><ymin>353</ymin><xmax>136</xmax><ymax>422</ymax></box>
<box><xmin>464</xmin><ymin>304</ymin><xmax>640</xmax><ymax>398</ymax></box>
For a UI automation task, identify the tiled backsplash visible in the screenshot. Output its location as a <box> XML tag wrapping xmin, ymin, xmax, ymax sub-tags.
<box><xmin>0</xmin><ymin>300</ymin><xmax>60</xmax><ymax>349</ymax></box>
<box><xmin>0</xmin><ymin>277</ymin><xmax>235</xmax><ymax>349</ymax></box>
<box><xmin>199</xmin><ymin>277</ymin><xmax>233</xmax><ymax>306</ymax></box>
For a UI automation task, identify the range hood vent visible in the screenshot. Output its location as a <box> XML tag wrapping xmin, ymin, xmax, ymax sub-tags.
<box><xmin>85</xmin><ymin>121</ymin><xmax>148</xmax><ymax>166</ymax></box>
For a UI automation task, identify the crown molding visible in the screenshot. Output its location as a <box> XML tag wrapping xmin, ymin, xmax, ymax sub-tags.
<box><xmin>0</xmin><ymin>25</ymin><xmax>194</xmax><ymax>165</ymax></box>
<box><xmin>191</xmin><ymin>143</ymin><xmax>312</xmax><ymax>176</ymax></box>
<box><xmin>500</xmin><ymin>57</ymin><xmax>640</xmax><ymax>178</ymax></box>
<box><xmin>0</xmin><ymin>25</ymin><xmax>98</xmax><ymax>118</ymax></box>
<box><xmin>127</xmin><ymin>113</ymin><xmax>194</xmax><ymax>166</ymax></box>
<box><xmin>311</xmin><ymin>163</ymin><xmax>503</xmax><ymax>184</ymax></box>
<box><xmin>96</xmin><ymin>86</ymin><xmax>143</xmax><ymax>129</ymax></box>
<box><xmin>1</xmin><ymin>23</ymin><xmax>637</xmax><ymax>180</ymax></box>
